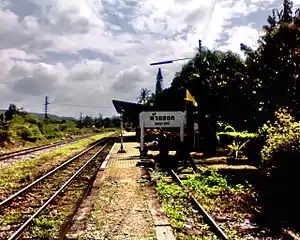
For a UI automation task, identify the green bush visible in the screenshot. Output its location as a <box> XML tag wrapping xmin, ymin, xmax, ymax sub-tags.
<box><xmin>6</xmin><ymin>116</ymin><xmax>42</xmax><ymax>141</ymax></box>
<box><xmin>7</xmin><ymin>122</ymin><xmax>43</xmax><ymax>142</ymax></box>
<box><xmin>258</xmin><ymin>107</ymin><xmax>300</xmax><ymax>227</ymax></box>
<box><xmin>59</xmin><ymin>121</ymin><xmax>80</xmax><ymax>135</ymax></box>
<box><xmin>216</xmin><ymin>122</ymin><xmax>257</xmax><ymax>144</ymax></box>
<box><xmin>38</xmin><ymin>123</ymin><xmax>62</xmax><ymax>139</ymax></box>
<box><xmin>182</xmin><ymin>170</ymin><xmax>230</xmax><ymax>196</ymax></box>
<box><xmin>23</xmin><ymin>113</ymin><xmax>39</xmax><ymax>124</ymax></box>
<box><xmin>0</xmin><ymin>129</ymin><xmax>9</xmax><ymax>142</ymax></box>
<box><xmin>260</xmin><ymin>107</ymin><xmax>300</xmax><ymax>163</ymax></box>
<box><xmin>216</xmin><ymin>122</ymin><xmax>257</xmax><ymax>161</ymax></box>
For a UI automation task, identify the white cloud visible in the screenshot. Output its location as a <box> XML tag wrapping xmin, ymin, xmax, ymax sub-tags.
<box><xmin>0</xmin><ymin>48</ymin><xmax>40</xmax><ymax>61</ymax></box>
<box><xmin>68</xmin><ymin>59</ymin><xmax>104</xmax><ymax>82</ymax></box>
<box><xmin>0</xmin><ymin>0</ymin><xmax>293</xmax><ymax>117</ymax></box>
<box><xmin>219</xmin><ymin>26</ymin><xmax>260</xmax><ymax>54</ymax></box>
<box><xmin>111</xmin><ymin>66</ymin><xmax>149</xmax><ymax>93</ymax></box>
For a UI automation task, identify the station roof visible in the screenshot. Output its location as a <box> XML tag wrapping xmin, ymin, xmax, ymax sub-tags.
<box><xmin>112</xmin><ymin>99</ymin><xmax>153</xmax><ymax>125</ymax></box>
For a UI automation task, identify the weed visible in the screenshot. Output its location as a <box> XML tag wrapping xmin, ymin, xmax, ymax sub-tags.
<box><xmin>0</xmin><ymin>211</ymin><xmax>24</xmax><ymax>225</ymax></box>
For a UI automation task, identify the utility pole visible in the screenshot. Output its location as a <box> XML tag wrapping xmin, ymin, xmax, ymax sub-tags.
<box><xmin>150</xmin><ymin>40</ymin><xmax>203</xmax><ymax>153</ymax></box>
<box><xmin>118</xmin><ymin>111</ymin><xmax>126</xmax><ymax>153</ymax></box>
<box><xmin>44</xmin><ymin>96</ymin><xmax>49</xmax><ymax>119</ymax></box>
<box><xmin>79</xmin><ymin>112</ymin><xmax>83</xmax><ymax>122</ymax></box>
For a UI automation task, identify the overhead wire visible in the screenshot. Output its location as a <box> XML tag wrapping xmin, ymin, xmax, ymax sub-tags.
<box><xmin>49</xmin><ymin>102</ymin><xmax>112</xmax><ymax>109</ymax></box>
<box><xmin>197</xmin><ymin>0</ymin><xmax>219</xmax><ymax>66</ymax></box>
<box><xmin>1</xmin><ymin>100</ymin><xmax>112</xmax><ymax>112</ymax></box>
<box><xmin>202</xmin><ymin>0</ymin><xmax>219</xmax><ymax>42</ymax></box>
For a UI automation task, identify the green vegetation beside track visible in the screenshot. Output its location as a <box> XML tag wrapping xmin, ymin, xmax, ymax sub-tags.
<box><xmin>0</xmin><ymin>104</ymin><xmax>120</xmax><ymax>153</ymax></box>
<box><xmin>155</xmin><ymin>167</ymin><xmax>280</xmax><ymax>239</ymax></box>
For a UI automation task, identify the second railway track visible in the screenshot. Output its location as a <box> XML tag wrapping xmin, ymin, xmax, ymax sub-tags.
<box><xmin>0</xmin><ymin>134</ymin><xmax>96</xmax><ymax>162</ymax></box>
<box><xmin>0</xmin><ymin>136</ymin><xmax>115</xmax><ymax>239</ymax></box>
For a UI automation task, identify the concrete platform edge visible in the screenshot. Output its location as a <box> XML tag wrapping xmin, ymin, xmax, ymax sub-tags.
<box><xmin>145</xmin><ymin>171</ymin><xmax>176</xmax><ymax>240</ymax></box>
<box><xmin>99</xmin><ymin>143</ymin><xmax>116</xmax><ymax>171</ymax></box>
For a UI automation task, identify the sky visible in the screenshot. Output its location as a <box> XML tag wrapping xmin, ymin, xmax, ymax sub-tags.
<box><xmin>0</xmin><ymin>0</ymin><xmax>299</xmax><ymax>119</ymax></box>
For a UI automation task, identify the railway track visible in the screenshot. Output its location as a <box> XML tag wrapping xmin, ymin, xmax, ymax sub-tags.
<box><xmin>170</xmin><ymin>169</ymin><xmax>229</xmax><ymax>240</ymax></box>
<box><xmin>0</xmin><ymin>134</ymin><xmax>94</xmax><ymax>162</ymax></box>
<box><xmin>0</xmin><ymin>137</ymin><xmax>115</xmax><ymax>239</ymax></box>
<box><xmin>169</xmin><ymin>169</ymin><xmax>300</xmax><ymax>240</ymax></box>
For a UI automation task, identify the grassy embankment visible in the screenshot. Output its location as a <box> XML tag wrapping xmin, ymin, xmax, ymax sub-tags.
<box><xmin>0</xmin><ymin>113</ymin><xmax>116</xmax><ymax>152</ymax></box>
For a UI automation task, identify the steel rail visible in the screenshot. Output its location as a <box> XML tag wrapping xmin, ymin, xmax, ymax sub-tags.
<box><xmin>0</xmin><ymin>134</ymin><xmax>93</xmax><ymax>161</ymax></box>
<box><xmin>170</xmin><ymin>169</ymin><xmax>229</xmax><ymax>240</ymax></box>
<box><xmin>0</xmin><ymin>142</ymin><xmax>63</xmax><ymax>160</ymax></box>
<box><xmin>8</xmin><ymin>141</ymin><xmax>110</xmax><ymax>240</ymax></box>
<box><xmin>0</xmin><ymin>138</ymin><xmax>107</xmax><ymax>207</ymax></box>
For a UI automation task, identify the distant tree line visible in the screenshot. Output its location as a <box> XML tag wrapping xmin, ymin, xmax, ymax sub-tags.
<box><xmin>77</xmin><ymin>114</ymin><xmax>121</xmax><ymax>128</ymax></box>
<box><xmin>0</xmin><ymin>104</ymin><xmax>121</xmax><ymax>129</ymax></box>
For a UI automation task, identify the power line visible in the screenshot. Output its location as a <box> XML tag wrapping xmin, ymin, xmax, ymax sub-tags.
<box><xmin>50</xmin><ymin>102</ymin><xmax>112</xmax><ymax>109</ymax></box>
<box><xmin>0</xmin><ymin>100</ymin><xmax>112</xmax><ymax>110</ymax></box>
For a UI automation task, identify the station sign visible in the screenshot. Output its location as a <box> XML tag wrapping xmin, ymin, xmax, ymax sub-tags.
<box><xmin>139</xmin><ymin>111</ymin><xmax>185</xmax><ymax>152</ymax></box>
<box><xmin>140</xmin><ymin>111</ymin><xmax>185</xmax><ymax>128</ymax></box>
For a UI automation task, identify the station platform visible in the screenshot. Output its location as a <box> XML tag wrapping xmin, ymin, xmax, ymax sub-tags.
<box><xmin>66</xmin><ymin>132</ymin><xmax>175</xmax><ymax>240</ymax></box>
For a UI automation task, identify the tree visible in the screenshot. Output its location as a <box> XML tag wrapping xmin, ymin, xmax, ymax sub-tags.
<box><xmin>95</xmin><ymin>113</ymin><xmax>103</xmax><ymax>128</ymax></box>
<box><xmin>155</xmin><ymin>68</ymin><xmax>163</xmax><ymax>95</ymax></box>
<box><xmin>241</xmin><ymin>0</ymin><xmax>300</xmax><ymax>123</ymax></box>
<box><xmin>0</xmin><ymin>113</ymin><xmax>4</xmax><ymax>122</ymax></box>
<box><xmin>137</xmin><ymin>88</ymin><xmax>151</xmax><ymax>105</ymax></box>
<box><xmin>82</xmin><ymin>116</ymin><xmax>94</xmax><ymax>128</ymax></box>
<box><xmin>103</xmin><ymin>117</ymin><xmax>112</xmax><ymax>128</ymax></box>
<box><xmin>111</xmin><ymin>116</ymin><xmax>121</xmax><ymax>127</ymax></box>
<box><xmin>5</xmin><ymin>104</ymin><xmax>19</xmax><ymax>121</ymax></box>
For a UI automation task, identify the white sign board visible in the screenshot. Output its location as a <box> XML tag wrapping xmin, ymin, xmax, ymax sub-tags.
<box><xmin>139</xmin><ymin>111</ymin><xmax>185</xmax><ymax>152</ymax></box>
<box><xmin>140</xmin><ymin>111</ymin><xmax>185</xmax><ymax>128</ymax></box>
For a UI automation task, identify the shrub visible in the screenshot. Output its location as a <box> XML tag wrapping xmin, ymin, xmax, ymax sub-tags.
<box><xmin>15</xmin><ymin>124</ymin><xmax>43</xmax><ymax>141</ymax></box>
<box><xmin>23</xmin><ymin>113</ymin><xmax>39</xmax><ymax>124</ymax></box>
<box><xmin>38</xmin><ymin>122</ymin><xmax>62</xmax><ymax>139</ymax></box>
<box><xmin>216</xmin><ymin>122</ymin><xmax>257</xmax><ymax>162</ymax></box>
<box><xmin>6</xmin><ymin>116</ymin><xmax>43</xmax><ymax>141</ymax></box>
<box><xmin>258</xmin><ymin>107</ymin><xmax>300</xmax><ymax>228</ymax></box>
<box><xmin>59</xmin><ymin>121</ymin><xmax>80</xmax><ymax>135</ymax></box>
<box><xmin>216</xmin><ymin>122</ymin><xmax>257</xmax><ymax>145</ymax></box>
<box><xmin>0</xmin><ymin>129</ymin><xmax>9</xmax><ymax>143</ymax></box>
<box><xmin>260</xmin><ymin>107</ymin><xmax>300</xmax><ymax>163</ymax></box>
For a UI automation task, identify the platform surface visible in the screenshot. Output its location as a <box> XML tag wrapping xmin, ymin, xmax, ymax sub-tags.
<box><xmin>67</xmin><ymin>133</ymin><xmax>175</xmax><ymax>240</ymax></box>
